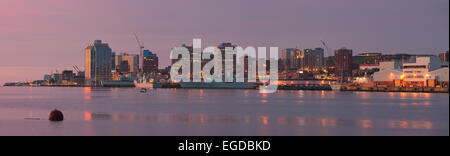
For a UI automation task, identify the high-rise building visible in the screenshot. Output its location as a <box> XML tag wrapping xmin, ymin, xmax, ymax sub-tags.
<box><xmin>281</xmin><ymin>48</ymin><xmax>302</xmax><ymax>70</ymax></box>
<box><xmin>143</xmin><ymin>50</ymin><xmax>159</xmax><ymax>74</ymax></box>
<box><xmin>85</xmin><ymin>40</ymin><xmax>113</xmax><ymax>85</ymax></box>
<box><xmin>171</xmin><ymin>43</ymin><xmax>215</xmax><ymax>81</ymax></box>
<box><xmin>300</xmin><ymin>48</ymin><xmax>324</xmax><ymax>72</ymax></box>
<box><xmin>440</xmin><ymin>51</ymin><xmax>449</xmax><ymax>63</ymax></box>
<box><xmin>120</xmin><ymin>54</ymin><xmax>139</xmax><ymax>73</ymax></box>
<box><xmin>114</xmin><ymin>53</ymin><xmax>139</xmax><ymax>74</ymax></box>
<box><xmin>171</xmin><ymin>44</ymin><xmax>193</xmax><ymax>80</ymax></box>
<box><xmin>111</xmin><ymin>52</ymin><xmax>116</xmax><ymax>70</ymax></box>
<box><xmin>118</xmin><ymin>60</ymin><xmax>130</xmax><ymax>73</ymax></box>
<box><xmin>171</xmin><ymin>43</ymin><xmax>238</xmax><ymax>81</ymax></box>
<box><xmin>335</xmin><ymin>48</ymin><xmax>353</xmax><ymax>82</ymax></box>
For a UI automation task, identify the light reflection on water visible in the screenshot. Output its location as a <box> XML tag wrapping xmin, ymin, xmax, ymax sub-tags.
<box><xmin>82</xmin><ymin>111</ymin><xmax>438</xmax><ymax>130</ymax></box>
<box><xmin>0</xmin><ymin>87</ymin><xmax>448</xmax><ymax>136</ymax></box>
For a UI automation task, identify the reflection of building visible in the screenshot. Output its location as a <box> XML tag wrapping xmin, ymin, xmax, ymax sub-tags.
<box><xmin>440</xmin><ymin>51</ymin><xmax>449</xmax><ymax>63</ymax></box>
<box><xmin>143</xmin><ymin>50</ymin><xmax>159</xmax><ymax>74</ymax></box>
<box><xmin>85</xmin><ymin>40</ymin><xmax>113</xmax><ymax>85</ymax></box>
<box><xmin>335</xmin><ymin>48</ymin><xmax>353</xmax><ymax>82</ymax></box>
<box><xmin>373</xmin><ymin>56</ymin><xmax>449</xmax><ymax>88</ymax></box>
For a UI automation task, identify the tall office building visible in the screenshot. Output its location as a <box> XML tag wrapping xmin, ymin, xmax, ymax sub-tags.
<box><xmin>143</xmin><ymin>50</ymin><xmax>159</xmax><ymax>74</ymax></box>
<box><xmin>281</xmin><ymin>48</ymin><xmax>302</xmax><ymax>70</ymax></box>
<box><xmin>121</xmin><ymin>54</ymin><xmax>139</xmax><ymax>73</ymax></box>
<box><xmin>335</xmin><ymin>48</ymin><xmax>353</xmax><ymax>82</ymax></box>
<box><xmin>300</xmin><ymin>48</ymin><xmax>324</xmax><ymax>71</ymax></box>
<box><xmin>85</xmin><ymin>40</ymin><xmax>113</xmax><ymax>85</ymax></box>
<box><xmin>111</xmin><ymin>52</ymin><xmax>116</xmax><ymax>70</ymax></box>
<box><xmin>114</xmin><ymin>53</ymin><xmax>139</xmax><ymax>74</ymax></box>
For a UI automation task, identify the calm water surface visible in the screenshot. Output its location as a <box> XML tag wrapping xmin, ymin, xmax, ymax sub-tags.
<box><xmin>0</xmin><ymin>87</ymin><xmax>448</xmax><ymax>136</ymax></box>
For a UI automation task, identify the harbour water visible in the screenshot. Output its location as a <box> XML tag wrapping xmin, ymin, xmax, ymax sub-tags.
<box><xmin>0</xmin><ymin>87</ymin><xmax>448</xmax><ymax>136</ymax></box>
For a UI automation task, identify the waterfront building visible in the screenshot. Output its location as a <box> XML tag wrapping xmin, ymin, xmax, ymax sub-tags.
<box><xmin>281</xmin><ymin>48</ymin><xmax>302</xmax><ymax>71</ymax></box>
<box><xmin>74</xmin><ymin>71</ymin><xmax>85</xmax><ymax>85</ymax></box>
<box><xmin>118</xmin><ymin>60</ymin><xmax>130</xmax><ymax>73</ymax></box>
<box><xmin>62</xmin><ymin>70</ymin><xmax>74</xmax><ymax>82</ymax></box>
<box><xmin>143</xmin><ymin>50</ymin><xmax>159</xmax><ymax>74</ymax></box>
<box><xmin>381</xmin><ymin>54</ymin><xmax>417</xmax><ymax>69</ymax></box>
<box><xmin>111</xmin><ymin>52</ymin><xmax>116</xmax><ymax>70</ymax></box>
<box><xmin>353</xmin><ymin>53</ymin><xmax>383</xmax><ymax>65</ymax></box>
<box><xmin>300</xmin><ymin>48</ymin><xmax>324</xmax><ymax>72</ymax></box>
<box><xmin>44</xmin><ymin>75</ymin><xmax>52</xmax><ymax>81</ymax></box>
<box><xmin>52</xmin><ymin>73</ymin><xmax>62</xmax><ymax>84</ymax></box>
<box><xmin>171</xmin><ymin>44</ymin><xmax>193</xmax><ymax>80</ymax></box>
<box><xmin>171</xmin><ymin>43</ymin><xmax>236</xmax><ymax>81</ymax></box>
<box><xmin>373</xmin><ymin>56</ymin><xmax>449</xmax><ymax>88</ymax></box>
<box><xmin>359</xmin><ymin>64</ymin><xmax>380</xmax><ymax>71</ymax></box>
<box><xmin>372</xmin><ymin>62</ymin><xmax>403</xmax><ymax>86</ymax></box>
<box><xmin>119</xmin><ymin>53</ymin><xmax>139</xmax><ymax>74</ymax></box>
<box><xmin>218</xmin><ymin>43</ymin><xmax>237</xmax><ymax>81</ymax></box>
<box><xmin>85</xmin><ymin>40</ymin><xmax>113</xmax><ymax>85</ymax></box>
<box><xmin>440</xmin><ymin>51</ymin><xmax>449</xmax><ymax>63</ymax></box>
<box><xmin>335</xmin><ymin>48</ymin><xmax>353</xmax><ymax>82</ymax></box>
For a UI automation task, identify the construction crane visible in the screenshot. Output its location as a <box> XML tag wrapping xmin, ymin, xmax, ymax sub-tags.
<box><xmin>133</xmin><ymin>33</ymin><xmax>145</xmax><ymax>72</ymax></box>
<box><xmin>321</xmin><ymin>40</ymin><xmax>332</xmax><ymax>57</ymax></box>
<box><xmin>73</xmin><ymin>66</ymin><xmax>81</xmax><ymax>73</ymax></box>
<box><xmin>321</xmin><ymin>40</ymin><xmax>333</xmax><ymax>75</ymax></box>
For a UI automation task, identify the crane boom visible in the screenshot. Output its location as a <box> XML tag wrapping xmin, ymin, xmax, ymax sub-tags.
<box><xmin>321</xmin><ymin>40</ymin><xmax>332</xmax><ymax>57</ymax></box>
<box><xmin>133</xmin><ymin>33</ymin><xmax>144</xmax><ymax>50</ymax></box>
<box><xmin>73</xmin><ymin>66</ymin><xmax>79</xmax><ymax>73</ymax></box>
<box><xmin>133</xmin><ymin>33</ymin><xmax>144</xmax><ymax>73</ymax></box>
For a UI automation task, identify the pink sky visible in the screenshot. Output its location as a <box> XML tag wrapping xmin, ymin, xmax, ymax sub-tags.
<box><xmin>0</xmin><ymin>0</ymin><xmax>448</xmax><ymax>84</ymax></box>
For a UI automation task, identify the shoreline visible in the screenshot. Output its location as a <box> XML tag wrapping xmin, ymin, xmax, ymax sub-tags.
<box><xmin>2</xmin><ymin>85</ymin><xmax>448</xmax><ymax>94</ymax></box>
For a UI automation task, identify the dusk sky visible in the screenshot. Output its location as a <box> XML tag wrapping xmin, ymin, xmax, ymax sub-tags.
<box><xmin>0</xmin><ymin>0</ymin><xmax>448</xmax><ymax>84</ymax></box>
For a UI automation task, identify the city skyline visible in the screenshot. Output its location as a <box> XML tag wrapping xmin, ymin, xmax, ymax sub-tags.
<box><xmin>0</xmin><ymin>0</ymin><xmax>449</xmax><ymax>84</ymax></box>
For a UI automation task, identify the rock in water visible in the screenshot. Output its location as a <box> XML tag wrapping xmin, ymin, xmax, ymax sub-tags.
<box><xmin>49</xmin><ymin>109</ymin><xmax>64</xmax><ymax>121</ymax></box>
